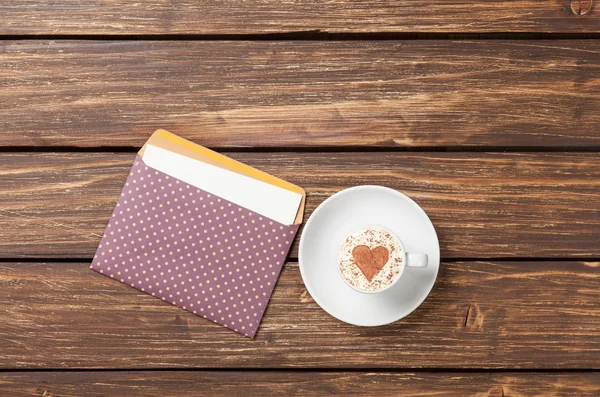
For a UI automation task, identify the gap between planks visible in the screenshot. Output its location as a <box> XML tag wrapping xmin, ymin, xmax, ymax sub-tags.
<box><xmin>2</xmin><ymin>33</ymin><xmax>600</xmax><ymax>41</ymax></box>
<box><xmin>0</xmin><ymin>146</ymin><xmax>599</xmax><ymax>154</ymax></box>
<box><xmin>1</xmin><ymin>257</ymin><xmax>600</xmax><ymax>263</ymax></box>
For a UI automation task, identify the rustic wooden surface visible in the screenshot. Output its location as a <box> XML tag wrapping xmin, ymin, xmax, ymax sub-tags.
<box><xmin>1</xmin><ymin>152</ymin><xmax>598</xmax><ymax>259</ymax></box>
<box><xmin>1</xmin><ymin>1</ymin><xmax>599</xmax><ymax>34</ymax></box>
<box><xmin>1</xmin><ymin>2</ymin><xmax>600</xmax><ymax>394</ymax></box>
<box><xmin>1</xmin><ymin>41</ymin><xmax>600</xmax><ymax>149</ymax></box>
<box><xmin>0</xmin><ymin>260</ymin><xmax>598</xmax><ymax>369</ymax></box>
<box><xmin>1</xmin><ymin>372</ymin><xmax>599</xmax><ymax>397</ymax></box>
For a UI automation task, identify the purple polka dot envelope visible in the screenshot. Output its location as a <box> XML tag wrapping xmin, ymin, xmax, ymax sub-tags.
<box><xmin>91</xmin><ymin>130</ymin><xmax>305</xmax><ymax>338</ymax></box>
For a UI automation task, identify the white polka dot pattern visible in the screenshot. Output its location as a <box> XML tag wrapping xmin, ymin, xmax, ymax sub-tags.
<box><xmin>90</xmin><ymin>155</ymin><xmax>299</xmax><ymax>338</ymax></box>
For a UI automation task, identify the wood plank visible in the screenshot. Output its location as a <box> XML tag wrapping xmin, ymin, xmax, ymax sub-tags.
<box><xmin>0</xmin><ymin>152</ymin><xmax>598</xmax><ymax>259</ymax></box>
<box><xmin>1</xmin><ymin>41</ymin><xmax>599</xmax><ymax>148</ymax></box>
<box><xmin>1</xmin><ymin>1</ymin><xmax>599</xmax><ymax>34</ymax></box>
<box><xmin>1</xmin><ymin>371</ymin><xmax>599</xmax><ymax>396</ymax></box>
<box><xmin>0</xmin><ymin>260</ymin><xmax>598</xmax><ymax>368</ymax></box>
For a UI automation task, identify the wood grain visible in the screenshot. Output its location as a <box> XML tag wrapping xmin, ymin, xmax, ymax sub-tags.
<box><xmin>1</xmin><ymin>1</ymin><xmax>599</xmax><ymax>34</ymax></box>
<box><xmin>0</xmin><ymin>260</ymin><xmax>598</xmax><ymax>369</ymax></box>
<box><xmin>1</xmin><ymin>41</ymin><xmax>599</xmax><ymax>148</ymax></box>
<box><xmin>1</xmin><ymin>152</ymin><xmax>598</xmax><ymax>259</ymax></box>
<box><xmin>1</xmin><ymin>371</ymin><xmax>599</xmax><ymax>396</ymax></box>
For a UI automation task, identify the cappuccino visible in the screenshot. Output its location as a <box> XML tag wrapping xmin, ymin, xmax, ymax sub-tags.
<box><xmin>338</xmin><ymin>226</ymin><xmax>403</xmax><ymax>292</ymax></box>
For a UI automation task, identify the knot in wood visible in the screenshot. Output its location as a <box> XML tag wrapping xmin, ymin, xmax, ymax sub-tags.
<box><xmin>570</xmin><ymin>0</ymin><xmax>593</xmax><ymax>15</ymax></box>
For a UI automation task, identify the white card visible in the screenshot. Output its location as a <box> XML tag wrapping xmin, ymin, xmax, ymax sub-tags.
<box><xmin>142</xmin><ymin>144</ymin><xmax>303</xmax><ymax>225</ymax></box>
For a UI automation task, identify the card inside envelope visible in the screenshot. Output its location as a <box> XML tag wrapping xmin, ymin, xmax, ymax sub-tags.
<box><xmin>91</xmin><ymin>130</ymin><xmax>304</xmax><ymax>337</ymax></box>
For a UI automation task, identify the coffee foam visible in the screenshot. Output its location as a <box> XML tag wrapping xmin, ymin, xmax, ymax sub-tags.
<box><xmin>338</xmin><ymin>227</ymin><xmax>403</xmax><ymax>292</ymax></box>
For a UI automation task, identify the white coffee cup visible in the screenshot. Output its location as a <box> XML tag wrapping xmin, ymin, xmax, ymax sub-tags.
<box><xmin>299</xmin><ymin>185</ymin><xmax>440</xmax><ymax>326</ymax></box>
<box><xmin>337</xmin><ymin>225</ymin><xmax>428</xmax><ymax>294</ymax></box>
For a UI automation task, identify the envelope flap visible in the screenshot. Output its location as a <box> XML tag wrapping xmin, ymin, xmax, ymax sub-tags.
<box><xmin>139</xmin><ymin>129</ymin><xmax>305</xmax><ymax>224</ymax></box>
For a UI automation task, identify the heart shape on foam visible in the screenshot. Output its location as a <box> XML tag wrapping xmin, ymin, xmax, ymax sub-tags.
<box><xmin>351</xmin><ymin>245</ymin><xmax>390</xmax><ymax>282</ymax></box>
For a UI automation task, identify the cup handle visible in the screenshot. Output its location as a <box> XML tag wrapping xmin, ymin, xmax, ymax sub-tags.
<box><xmin>406</xmin><ymin>253</ymin><xmax>428</xmax><ymax>268</ymax></box>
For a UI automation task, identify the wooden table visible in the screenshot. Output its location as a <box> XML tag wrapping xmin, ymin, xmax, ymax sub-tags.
<box><xmin>1</xmin><ymin>1</ymin><xmax>599</xmax><ymax>396</ymax></box>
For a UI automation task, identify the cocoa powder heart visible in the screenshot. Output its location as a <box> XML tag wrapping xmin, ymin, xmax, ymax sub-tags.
<box><xmin>351</xmin><ymin>245</ymin><xmax>390</xmax><ymax>282</ymax></box>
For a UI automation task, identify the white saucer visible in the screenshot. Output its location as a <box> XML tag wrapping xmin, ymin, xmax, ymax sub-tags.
<box><xmin>298</xmin><ymin>185</ymin><xmax>440</xmax><ymax>326</ymax></box>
